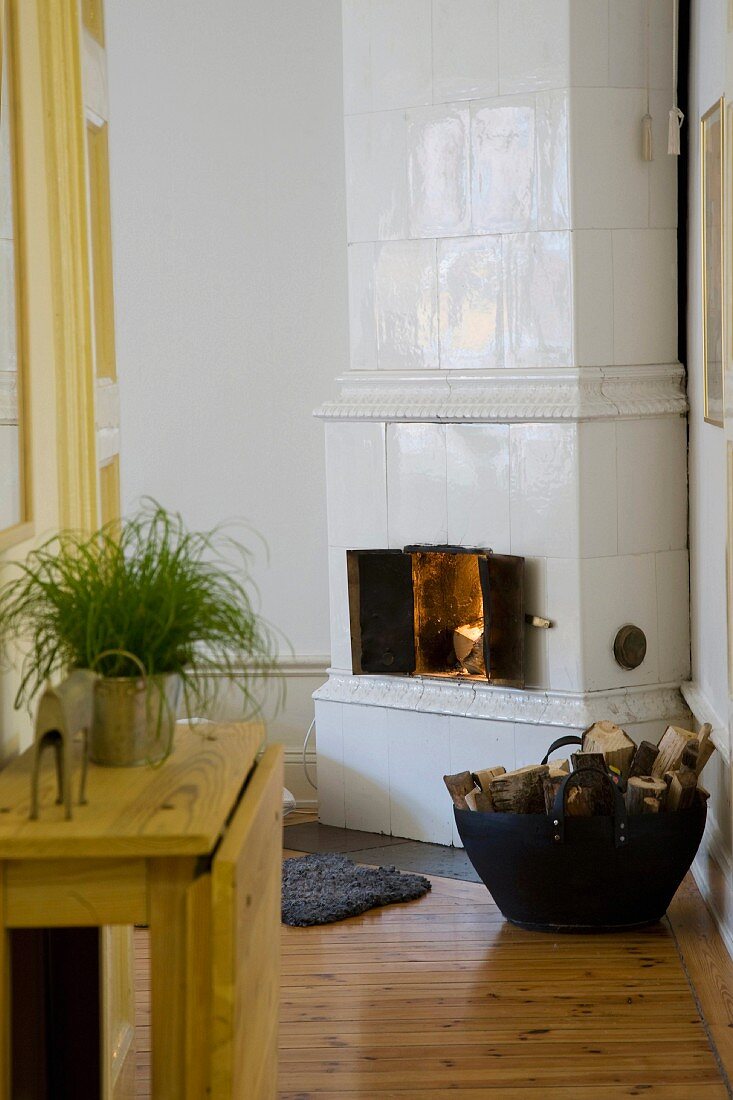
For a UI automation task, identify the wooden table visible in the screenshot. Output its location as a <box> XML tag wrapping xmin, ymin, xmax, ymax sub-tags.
<box><xmin>0</xmin><ymin>722</ymin><xmax>283</xmax><ymax>1099</ymax></box>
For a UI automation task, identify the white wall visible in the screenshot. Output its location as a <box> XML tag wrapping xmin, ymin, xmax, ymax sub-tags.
<box><xmin>105</xmin><ymin>0</ymin><xmax>348</xmax><ymax>800</ymax></box>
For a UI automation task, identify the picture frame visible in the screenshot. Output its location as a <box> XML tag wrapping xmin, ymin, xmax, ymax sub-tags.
<box><xmin>702</xmin><ymin>97</ymin><xmax>725</xmax><ymax>427</ymax></box>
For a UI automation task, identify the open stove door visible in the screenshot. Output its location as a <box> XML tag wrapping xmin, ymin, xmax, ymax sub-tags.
<box><xmin>478</xmin><ymin>553</ymin><xmax>525</xmax><ymax>689</ymax></box>
<box><xmin>347</xmin><ymin>549</ymin><xmax>415</xmax><ymax>675</ymax></box>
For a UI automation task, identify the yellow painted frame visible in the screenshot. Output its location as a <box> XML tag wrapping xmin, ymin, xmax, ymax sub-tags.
<box><xmin>38</xmin><ymin>0</ymin><xmax>99</xmax><ymax>532</ymax></box>
<box><xmin>702</xmin><ymin>97</ymin><xmax>726</xmax><ymax>427</ymax></box>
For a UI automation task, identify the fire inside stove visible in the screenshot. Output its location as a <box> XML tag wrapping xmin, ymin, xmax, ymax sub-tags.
<box><xmin>347</xmin><ymin>545</ymin><xmax>525</xmax><ymax>688</ymax></box>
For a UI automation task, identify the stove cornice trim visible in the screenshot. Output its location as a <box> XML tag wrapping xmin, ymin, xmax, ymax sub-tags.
<box><xmin>314</xmin><ymin>363</ymin><xmax>687</xmax><ymax>423</ymax></box>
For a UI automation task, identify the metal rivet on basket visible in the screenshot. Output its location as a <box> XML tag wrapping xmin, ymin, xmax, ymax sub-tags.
<box><xmin>620</xmin><ymin>822</ymin><xmax>625</xmax><ymax>829</ymax></box>
<box><xmin>554</xmin><ymin>834</ymin><xmax>560</xmax><ymax>841</ymax></box>
<box><xmin>620</xmin><ymin>836</ymin><xmax>626</xmax><ymax>842</ymax></box>
<box><xmin>553</xmin><ymin>819</ymin><xmax>559</xmax><ymax>825</ymax></box>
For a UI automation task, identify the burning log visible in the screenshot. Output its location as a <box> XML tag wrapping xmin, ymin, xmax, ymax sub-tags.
<box><xmin>625</xmin><ymin>775</ymin><xmax>667</xmax><ymax>815</ymax></box>
<box><xmin>666</xmin><ymin>770</ymin><xmax>698</xmax><ymax>812</ymax></box>
<box><xmin>582</xmin><ymin>721</ymin><xmax>636</xmax><ymax>779</ymax></box>
<box><xmin>489</xmin><ymin>765</ymin><xmax>549</xmax><ymax>813</ymax></box>
<box><xmin>453</xmin><ymin>620</ymin><xmax>485</xmax><ymax>676</ymax></box>
<box><xmin>651</xmin><ymin>725</ymin><xmax>698</xmax><ymax>778</ymax></box>
<box><xmin>472</xmin><ymin>765</ymin><xmax>506</xmax><ymax>791</ymax></box>
<box><xmin>628</xmin><ymin>740</ymin><xmax>660</xmax><ymax>780</ymax></box>
<box><xmin>443</xmin><ymin>771</ymin><xmax>476</xmax><ymax>809</ymax></box>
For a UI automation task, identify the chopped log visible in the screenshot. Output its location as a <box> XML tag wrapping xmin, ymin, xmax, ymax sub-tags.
<box><xmin>582</xmin><ymin>721</ymin><xmax>636</xmax><ymax>779</ymax></box>
<box><xmin>542</xmin><ymin>765</ymin><xmax>569</xmax><ymax>813</ymax></box>
<box><xmin>651</xmin><ymin>725</ymin><xmax>698</xmax><ymax>778</ymax></box>
<box><xmin>474</xmin><ymin>789</ymin><xmax>495</xmax><ymax>813</ymax></box>
<box><xmin>696</xmin><ymin>723</ymin><xmax>716</xmax><ymax>776</ymax></box>
<box><xmin>625</xmin><ymin>775</ymin><xmax>667</xmax><ymax>815</ymax></box>
<box><xmin>565</xmin><ymin>770</ymin><xmax>614</xmax><ymax>817</ymax></box>
<box><xmin>666</xmin><ymin>770</ymin><xmax>698</xmax><ymax>812</ymax></box>
<box><xmin>680</xmin><ymin>739</ymin><xmax>699</xmax><ymax>773</ymax></box>
<box><xmin>464</xmin><ymin>789</ymin><xmax>478</xmax><ymax>811</ymax></box>
<box><xmin>643</xmin><ymin>797</ymin><xmax>661</xmax><ymax>814</ymax></box>
<box><xmin>489</xmin><ymin>765</ymin><xmax>549</xmax><ymax>814</ymax></box>
<box><xmin>628</xmin><ymin>740</ymin><xmax>660</xmax><ymax>779</ymax></box>
<box><xmin>472</xmin><ymin>765</ymin><xmax>507</xmax><ymax>791</ymax></box>
<box><xmin>443</xmin><ymin>771</ymin><xmax>476</xmax><ymax>809</ymax></box>
<box><xmin>555</xmin><ymin>758</ymin><xmax>571</xmax><ymax>774</ymax></box>
<box><xmin>571</xmin><ymin>751</ymin><xmax>606</xmax><ymax>772</ymax></box>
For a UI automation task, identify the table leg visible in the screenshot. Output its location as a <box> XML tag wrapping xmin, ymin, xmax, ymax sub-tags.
<box><xmin>148</xmin><ymin>857</ymin><xmax>199</xmax><ymax>1100</ymax></box>
<box><xmin>0</xmin><ymin>865</ymin><xmax>9</xmax><ymax>1100</ymax></box>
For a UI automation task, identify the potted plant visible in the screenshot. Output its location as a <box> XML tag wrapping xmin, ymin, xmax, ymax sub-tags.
<box><xmin>0</xmin><ymin>502</ymin><xmax>281</xmax><ymax>765</ymax></box>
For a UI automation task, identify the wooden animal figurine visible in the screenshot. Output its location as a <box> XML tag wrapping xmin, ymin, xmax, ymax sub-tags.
<box><xmin>30</xmin><ymin>669</ymin><xmax>98</xmax><ymax>821</ymax></box>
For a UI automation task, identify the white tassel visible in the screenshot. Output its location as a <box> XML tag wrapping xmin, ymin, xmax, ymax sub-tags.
<box><xmin>668</xmin><ymin>106</ymin><xmax>684</xmax><ymax>155</ymax></box>
<box><xmin>642</xmin><ymin>113</ymin><xmax>653</xmax><ymax>161</ymax></box>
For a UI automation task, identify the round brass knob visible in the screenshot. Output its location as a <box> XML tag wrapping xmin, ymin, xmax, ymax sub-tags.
<box><xmin>613</xmin><ymin>624</ymin><xmax>647</xmax><ymax>670</ymax></box>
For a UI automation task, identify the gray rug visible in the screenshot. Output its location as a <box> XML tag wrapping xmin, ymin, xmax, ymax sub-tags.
<box><xmin>282</xmin><ymin>852</ymin><xmax>432</xmax><ymax>926</ymax></box>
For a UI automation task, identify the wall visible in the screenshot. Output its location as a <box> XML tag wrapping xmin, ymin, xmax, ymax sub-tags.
<box><xmin>686</xmin><ymin>0</ymin><xmax>733</xmax><ymax>954</ymax></box>
<box><xmin>105</xmin><ymin>0</ymin><xmax>349</xmax><ymax>801</ymax></box>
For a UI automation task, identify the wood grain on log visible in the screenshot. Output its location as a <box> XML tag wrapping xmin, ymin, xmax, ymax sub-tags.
<box><xmin>582</xmin><ymin>721</ymin><xmax>636</xmax><ymax>780</ymax></box>
<box><xmin>696</xmin><ymin>724</ymin><xmax>716</xmax><ymax>776</ymax></box>
<box><xmin>565</xmin><ymin>771</ymin><xmax>614</xmax><ymax>817</ymax></box>
<box><xmin>628</xmin><ymin>740</ymin><xmax>660</xmax><ymax>779</ymax></box>
<box><xmin>571</xmin><ymin>752</ymin><xmax>606</xmax><ymax>772</ymax></box>
<box><xmin>489</xmin><ymin>765</ymin><xmax>549</xmax><ymax>814</ymax></box>
<box><xmin>443</xmin><ymin>771</ymin><xmax>476</xmax><ymax>809</ymax></box>
<box><xmin>652</xmin><ymin>725</ymin><xmax>698</xmax><ymax>778</ymax></box>
<box><xmin>542</xmin><ymin>766</ymin><xmax>568</xmax><ymax>813</ymax></box>
<box><xmin>472</xmin><ymin>766</ymin><xmax>507</xmax><ymax>791</ymax></box>
<box><xmin>474</xmin><ymin>790</ymin><xmax>495</xmax><ymax>813</ymax></box>
<box><xmin>667</xmin><ymin>771</ymin><xmax>698</xmax><ymax>812</ymax></box>
<box><xmin>625</xmin><ymin>776</ymin><xmax>667</xmax><ymax>815</ymax></box>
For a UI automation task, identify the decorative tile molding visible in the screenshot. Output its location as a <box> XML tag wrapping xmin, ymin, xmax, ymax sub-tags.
<box><xmin>314</xmin><ymin>671</ymin><xmax>691</xmax><ymax>730</ymax></box>
<box><xmin>314</xmin><ymin>364</ymin><xmax>687</xmax><ymax>424</ymax></box>
<box><xmin>0</xmin><ymin>372</ymin><xmax>18</xmax><ymax>426</ymax></box>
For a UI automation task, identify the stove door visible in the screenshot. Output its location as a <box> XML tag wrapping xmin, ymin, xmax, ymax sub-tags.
<box><xmin>347</xmin><ymin>550</ymin><xmax>415</xmax><ymax>675</ymax></box>
<box><xmin>478</xmin><ymin>553</ymin><xmax>525</xmax><ymax>688</ymax></box>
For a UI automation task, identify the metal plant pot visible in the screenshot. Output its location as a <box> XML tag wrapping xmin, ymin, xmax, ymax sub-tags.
<box><xmin>90</xmin><ymin>673</ymin><xmax>182</xmax><ymax>766</ymax></box>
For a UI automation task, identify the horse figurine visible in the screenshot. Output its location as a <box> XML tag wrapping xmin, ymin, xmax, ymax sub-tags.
<box><xmin>30</xmin><ymin>670</ymin><xmax>98</xmax><ymax>820</ymax></box>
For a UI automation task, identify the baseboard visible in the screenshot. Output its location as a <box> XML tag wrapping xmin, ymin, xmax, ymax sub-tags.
<box><xmin>692</xmin><ymin>815</ymin><xmax>733</xmax><ymax>963</ymax></box>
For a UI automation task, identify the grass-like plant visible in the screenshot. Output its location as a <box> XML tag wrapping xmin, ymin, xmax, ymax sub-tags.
<box><xmin>0</xmin><ymin>501</ymin><xmax>283</xmax><ymax>719</ymax></box>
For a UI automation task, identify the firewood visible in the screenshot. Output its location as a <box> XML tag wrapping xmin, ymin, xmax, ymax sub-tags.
<box><xmin>464</xmin><ymin>789</ymin><xmax>478</xmax><ymax>811</ymax></box>
<box><xmin>474</xmin><ymin>789</ymin><xmax>495</xmax><ymax>813</ymax></box>
<box><xmin>628</xmin><ymin>740</ymin><xmax>660</xmax><ymax>779</ymax></box>
<box><xmin>625</xmin><ymin>775</ymin><xmax>667</xmax><ymax>815</ymax></box>
<box><xmin>582</xmin><ymin>721</ymin><xmax>636</xmax><ymax>779</ymax></box>
<box><xmin>666</xmin><ymin>770</ymin><xmax>698</xmax><ymax>811</ymax></box>
<box><xmin>565</xmin><ymin>770</ymin><xmax>614</xmax><ymax>817</ymax></box>
<box><xmin>571</xmin><ymin>751</ymin><xmax>606</xmax><ymax>772</ymax></box>
<box><xmin>472</xmin><ymin>766</ymin><xmax>506</xmax><ymax>791</ymax></box>
<box><xmin>542</xmin><ymin>765</ymin><xmax>569</xmax><ymax>813</ymax></box>
<box><xmin>443</xmin><ymin>771</ymin><xmax>476</xmax><ymax>809</ymax></box>
<box><xmin>555</xmin><ymin>758</ymin><xmax>570</xmax><ymax>773</ymax></box>
<box><xmin>489</xmin><ymin>765</ymin><xmax>549</xmax><ymax>813</ymax></box>
<box><xmin>696</xmin><ymin>724</ymin><xmax>716</xmax><ymax>775</ymax></box>
<box><xmin>680</xmin><ymin>739</ymin><xmax>699</xmax><ymax>772</ymax></box>
<box><xmin>643</xmin><ymin>797</ymin><xmax>661</xmax><ymax>813</ymax></box>
<box><xmin>651</xmin><ymin>725</ymin><xmax>698</xmax><ymax>778</ymax></box>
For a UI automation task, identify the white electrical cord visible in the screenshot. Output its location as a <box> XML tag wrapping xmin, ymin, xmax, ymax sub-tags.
<box><xmin>303</xmin><ymin>717</ymin><xmax>317</xmax><ymax>790</ymax></box>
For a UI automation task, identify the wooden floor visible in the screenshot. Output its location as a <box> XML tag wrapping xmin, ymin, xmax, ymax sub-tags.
<box><xmin>132</xmin><ymin>817</ymin><xmax>733</xmax><ymax>1098</ymax></box>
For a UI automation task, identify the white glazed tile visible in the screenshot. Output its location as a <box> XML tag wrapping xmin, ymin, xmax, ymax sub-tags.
<box><xmin>387</xmin><ymin>709</ymin><xmax>453</xmax><ymax>843</ymax></box>
<box><xmin>498</xmin><ymin>0</ymin><xmax>570</xmax><ymax>94</ymax></box>
<box><xmin>342</xmin><ymin>0</ymin><xmax>372</xmax><ymax>115</ymax></box>
<box><xmin>438</xmin><ymin>236</ymin><xmax>503</xmax><ymax>370</ymax></box>
<box><xmin>571</xmin><ymin>88</ymin><xmax>649</xmax><ymax>229</ymax></box>
<box><xmin>407</xmin><ymin>105</ymin><xmax>470</xmax><ymax>237</ymax></box>
<box><xmin>510</xmin><ymin>423</ymin><xmax>579</xmax><ymax>558</ymax></box>
<box><xmin>347</xmin><ymin>243</ymin><xmax>378</xmax><ymax>370</ymax></box>
<box><xmin>503</xmin><ymin>231</ymin><xmax>573</xmax><ymax>369</ymax></box>
<box><xmin>328</xmin><ymin>547</ymin><xmax>354</xmax><ymax>672</ymax></box>
<box><xmin>471</xmin><ymin>97</ymin><xmax>537</xmax><ymax>234</ymax></box>
<box><xmin>578</xmin><ymin>421</ymin><xmax>618</xmax><ymax>558</ymax></box>
<box><xmin>344</xmin><ymin>111</ymin><xmax>408</xmax><ymax>244</ymax></box>
<box><xmin>343</xmin><ymin>705</ymin><xmax>391</xmax><ymax>834</ymax></box>
<box><xmin>616</xmin><ymin>418</ymin><xmax>687</xmax><ymax>555</ymax></box>
<box><xmin>536</xmin><ymin>91</ymin><xmax>570</xmax><ymax>231</ymax></box>
<box><xmin>612</xmin><ymin>230</ymin><xmax>678</xmax><ymax>364</ymax></box>
<box><xmin>314</xmin><ymin>700</ymin><xmax>345</xmax><ymax>827</ymax></box>
<box><xmin>656</xmin><ymin>549</ymin><xmax>691</xmax><ymax>683</ymax></box>
<box><xmin>580</xmin><ymin>554</ymin><xmax>660</xmax><ymax>690</ymax></box>
<box><xmin>387</xmin><ymin>422</ymin><xmax>447</xmax><ymax>546</ymax></box>
<box><xmin>523</xmin><ymin>556</ymin><xmax>549</xmax><ymax>687</ymax></box>
<box><xmin>572</xmin><ymin>230</ymin><xmax>613</xmax><ymax>367</ymax></box>
<box><xmin>0</xmin><ymin>240</ymin><xmax>17</xmax><ymax>374</ymax></box>
<box><xmin>375</xmin><ymin>239</ymin><xmax>439</xmax><ymax>370</ymax></box>
<box><xmin>325</xmin><ymin>421</ymin><xmax>387</xmax><ymax>547</ymax></box>
<box><xmin>546</xmin><ymin>558</ymin><xmax>583</xmax><ymax>691</ymax></box>
<box><xmin>650</xmin><ymin>0</ymin><xmax>674</xmax><ymax>92</ymax></box>
<box><xmin>446</xmin><ymin>424</ymin><xmax>510</xmax><ymax>549</ymax></box>
<box><xmin>515</xmin><ymin>722</ymin><xmax>576</xmax><ymax>769</ymax></box>
<box><xmin>370</xmin><ymin>0</ymin><xmax>432</xmax><ymax>111</ymax></box>
<box><xmin>449</xmin><ymin>715</ymin><xmax>515</xmax><ymax>845</ymax></box>
<box><xmin>568</xmin><ymin>0</ymin><xmax>609</xmax><ymax>87</ymax></box>
<box><xmin>649</xmin><ymin>89</ymin><xmax>677</xmax><ymax>229</ymax></box>
<box><xmin>432</xmin><ymin>0</ymin><xmax>499</xmax><ymax>104</ymax></box>
<box><xmin>608</xmin><ymin>0</ymin><xmax>646</xmax><ymax>88</ymax></box>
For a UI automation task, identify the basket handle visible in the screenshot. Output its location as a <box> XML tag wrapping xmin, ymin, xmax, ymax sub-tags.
<box><xmin>550</xmin><ymin>768</ymin><xmax>628</xmax><ymax>849</ymax></box>
<box><xmin>540</xmin><ymin>734</ymin><xmax>582</xmax><ymax>765</ymax></box>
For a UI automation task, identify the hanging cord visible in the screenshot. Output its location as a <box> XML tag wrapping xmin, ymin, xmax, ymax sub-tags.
<box><xmin>303</xmin><ymin>717</ymin><xmax>317</xmax><ymax>790</ymax></box>
<box><xmin>642</xmin><ymin>0</ymin><xmax>653</xmax><ymax>160</ymax></box>
<box><xmin>668</xmin><ymin>0</ymin><xmax>684</xmax><ymax>154</ymax></box>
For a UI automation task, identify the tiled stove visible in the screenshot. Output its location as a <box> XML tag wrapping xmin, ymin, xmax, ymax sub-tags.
<box><xmin>314</xmin><ymin>0</ymin><xmax>691</xmax><ymax>844</ymax></box>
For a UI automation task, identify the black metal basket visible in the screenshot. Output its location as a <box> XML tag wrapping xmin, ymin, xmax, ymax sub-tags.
<box><xmin>454</xmin><ymin>735</ymin><xmax>707</xmax><ymax>932</ymax></box>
